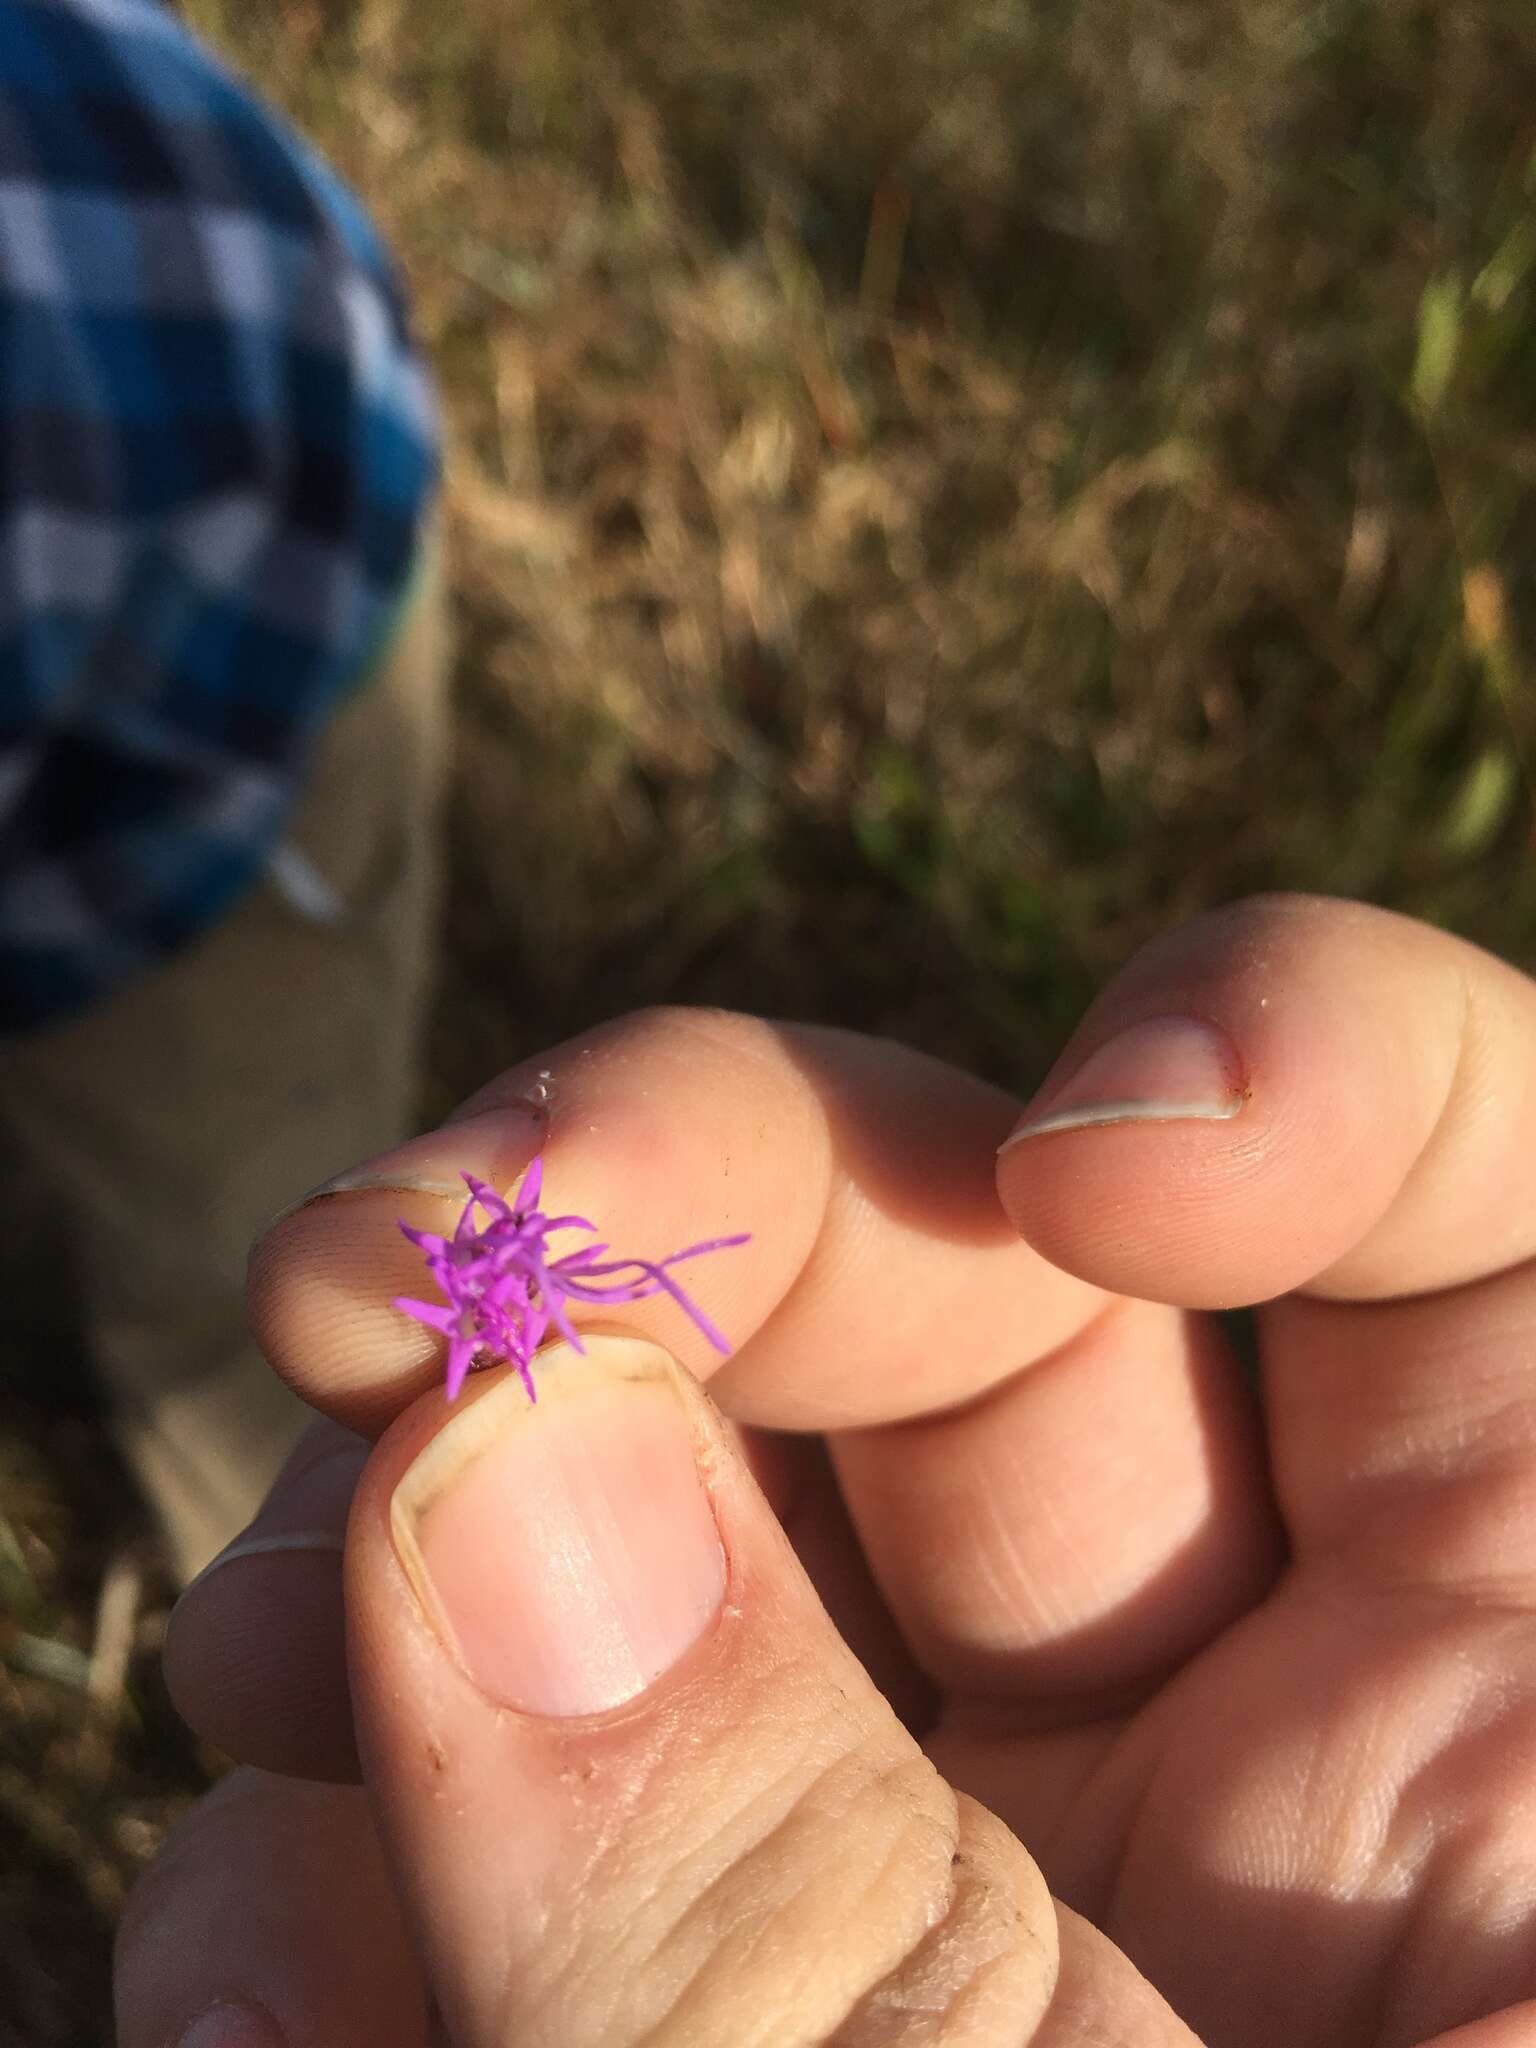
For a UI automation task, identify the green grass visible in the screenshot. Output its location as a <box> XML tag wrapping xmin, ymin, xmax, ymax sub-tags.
<box><xmin>6</xmin><ymin>2</ymin><xmax>1536</xmax><ymax>2036</ymax></box>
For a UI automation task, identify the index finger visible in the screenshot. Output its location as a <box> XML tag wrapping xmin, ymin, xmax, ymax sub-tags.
<box><xmin>250</xmin><ymin>1008</ymin><xmax>1107</xmax><ymax>1439</ymax></box>
<box><xmin>245</xmin><ymin>1009</ymin><xmax>1275</xmax><ymax>1727</ymax></box>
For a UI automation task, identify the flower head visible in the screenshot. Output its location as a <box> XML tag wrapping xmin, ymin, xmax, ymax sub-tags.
<box><xmin>392</xmin><ymin>1155</ymin><xmax>750</xmax><ymax>1401</ymax></box>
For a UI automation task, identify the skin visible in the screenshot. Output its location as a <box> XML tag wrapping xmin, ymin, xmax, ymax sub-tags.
<box><xmin>117</xmin><ymin>895</ymin><xmax>1536</xmax><ymax>2047</ymax></box>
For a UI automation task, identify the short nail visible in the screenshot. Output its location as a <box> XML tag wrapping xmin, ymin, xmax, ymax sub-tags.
<box><xmin>176</xmin><ymin>2000</ymin><xmax>285</xmax><ymax>2048</ymax></box>
<box><xmin>181</xmin><ymin>1528</ymin><xmax>347</xmax><ymax>1598</ymax></box>
<box><xmin>1000</xmin><ymin>1014</ymin><xmax>1247</xmax><ymax>1148</ymax></box>
<box><xmin>179</xmin><ymin>1438</ymin><xmax>366</xmax><ymax>1596</ymax></box>
<box><xmin>270</xmin><ymin>1106</ymin><xmax>542</xmax><ymax>1225</ymax></box>
<box><xmin>392</xmin><ymin>1337</ymin><xmax>727</xmax><ymax>1717</ymax></box>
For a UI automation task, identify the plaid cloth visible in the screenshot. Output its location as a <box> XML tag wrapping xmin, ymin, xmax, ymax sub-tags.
<box><xmin>0</xmin><ymin>0</ymin><xmax>438</xmax><ymax>1033</ymax></box>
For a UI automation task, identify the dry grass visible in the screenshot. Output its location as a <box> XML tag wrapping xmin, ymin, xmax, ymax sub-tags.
<box><xmin>174</xmin><ymin>0</ymin><xmax>1536</xmax><ymax>1093</ymax></box>
<box><xmin>4</xmin><ymin>0</ymin><xmax>1535</xmax><ymax>2037</ymax></box>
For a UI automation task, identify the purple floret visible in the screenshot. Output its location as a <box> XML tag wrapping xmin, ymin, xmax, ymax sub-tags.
<box><xmin>392</xmin><ymin>1156</ymin><xmax>750</xmax><ymax>1401</ymax></box>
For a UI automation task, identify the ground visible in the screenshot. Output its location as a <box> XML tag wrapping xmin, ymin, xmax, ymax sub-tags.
<box><xmin>2</xmin><ymin>1</ymin><xmax>1534</xmax><ymax>2039</ymax></box>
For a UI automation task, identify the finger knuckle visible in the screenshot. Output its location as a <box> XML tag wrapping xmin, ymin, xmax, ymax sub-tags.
<box><xmin>539</xmin><ymin>1734</ymin><xmax>1055</xmax><ymax>2048</ymax></box>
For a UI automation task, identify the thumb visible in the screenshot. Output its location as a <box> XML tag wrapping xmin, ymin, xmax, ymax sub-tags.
<box><xmin>346</xmin><ymin>1334</ymin><xmax>1194</xmax><ymax>2047</ymax></box>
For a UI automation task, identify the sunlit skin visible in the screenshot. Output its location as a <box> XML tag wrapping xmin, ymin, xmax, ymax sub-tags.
<box><xmin>121</xmin><ymin>898</ymin><xmax>1536</xmax><ymax>2048</ymax></box>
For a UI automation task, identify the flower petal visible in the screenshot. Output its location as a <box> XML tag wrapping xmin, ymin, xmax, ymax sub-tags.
<box><xmin>399</xmin><ymin>1223</ymin><xmax>449</xmax><ymax>1255</ymax></box>
<box><xmin>392</xmin><ymin>1297</ymin><xmax>459</xmax><ymax>1334</ymax></box>
<box><xmin>444</xmin><ymin>1336</ymin><xmax>480</xmax><ymax>1401</ymax></box>
<box><xmin>562</xmin><ymin>1258</ymin><xmax>734</xmax><ymax>1353</ymax></box>
<box><xmin>395</xmin><ymin>1163</ymin><xmax>746</xmax><ymax>1398</ymax></box>
<box><xmin>548</xmin><ymin>1242</ymin><xmax>611</xmax><ymax>1272</ymax></box>
<box><xmin>538</xmin><ymin>1213</ymin><xmax>598</xmax><ymax>1238</ymax></box>
<box><xmin>461</xmin><ymin>1173</ymin><xmax>514</xmax><ymax>1226</ymax></box>
<box><xmin>512</xmin><ymin>1155</ymin><xmax>544</xmax><ymax>1215</ymax></box>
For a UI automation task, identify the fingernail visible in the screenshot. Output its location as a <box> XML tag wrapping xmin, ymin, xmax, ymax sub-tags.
<box><xmin>181</xmin><ymin>1528</ymin><xmax>347</xmax><ymax>1597</ymax></box>
<box><xmin>392</xmin><ymin>1336</ymin><xmax>727</xmax><ymax>1717</ymax></box>
<box><xmin>179</xmin><ymin>1438</ymin><xmax>366</xmax><ymax>1597</ymax></box>
<box><xmin>177</xmin><ymin>2000</ymin><xmax>285</xmax><ymax>2048</ymax></box>
<box><xmin>267</xmin><ymin>1106</ymin><xmax>542</xmax><ymax>1227</ymax></box>
<box><xmin>1000</xmin><ymin>1014</ymin><xmax>1248</xmax><ymax>1149</ymax></box>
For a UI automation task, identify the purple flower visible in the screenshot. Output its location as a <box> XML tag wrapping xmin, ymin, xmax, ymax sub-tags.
<box><xmin>392</xmin><ymin>1154</ymin><xmax>750</xmax><ymax>1401</ymax></box>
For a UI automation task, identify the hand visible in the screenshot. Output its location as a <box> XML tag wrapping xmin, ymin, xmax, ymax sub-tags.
<box><xmin>118</xmin><ymin>895</ymin><xmax>1536</xmax><ymax>2048</ymax></box>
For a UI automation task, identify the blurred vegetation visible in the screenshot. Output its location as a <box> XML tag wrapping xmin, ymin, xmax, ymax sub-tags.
<box><xmin>192</xmin><ymin>0</ymin><xmax>1536</xmax><ymax>1095</ymax></box>
<box><xmin>5</xmin><ymin>0</ymin><xmax>1536</xmax><ymax>2038</ymax></box>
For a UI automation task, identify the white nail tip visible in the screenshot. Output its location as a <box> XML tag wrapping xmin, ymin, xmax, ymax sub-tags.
<box><xmin>262</xmin><ymin>1170</ymin><xmax>467</xmax><ymax>1233</ymax></box>
<box><xmin>998</xmin><ymin>1097</ymin><xmax>1243</xmax><ymax>1151</ymax></box>
<box><xmin>183</xmin><ymin>1529</ymin><xmax>346</xmax><ymax>1596</ymax></box>
<box><xmin>311</xmin><ymin>1170</ymin><xmax>466</xmax><ymax>1201</ymax></box>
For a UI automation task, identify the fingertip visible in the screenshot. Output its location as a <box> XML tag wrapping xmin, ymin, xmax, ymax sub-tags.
<box><xmin>247</xmin><ymin>1103</ymin><xmax>546</xmax><ymax>1433</ymax></box>
<box><xmin>247</xmin><ymin>1188</ymin><xmax>453</xmax><ymax>1436</ymax></box>
<box><xmin>993</xmin><ymin>1010</ymin><xmax>1330</xmax><ymax>1309</ymax></box>
<box><xmin>165</xmin><ymin>1549</ymin><xmax>360</xmax><ymax>1781</ymax></box>
<box><xmin>164</xmin><ymin>1423</ymin><xmax>368</xmax><ymax>1781</ymax></box>
<box><xmin>992</xmin><ymin>894</ymin><xmax>1467</xmax><ymax>1309</ymax></box>
<box><xmin>995</xmin><ymin>1115</ymin><xmax>1301</xmax><ymax>1310</ymax></box>
<box><xmin>115</xmin><ymin>1771</ymin><xmax>429</xmax><ymax>2048</ymax></box>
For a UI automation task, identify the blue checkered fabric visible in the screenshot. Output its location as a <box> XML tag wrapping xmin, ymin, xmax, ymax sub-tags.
<box><xmin>0</xmin><ymin>0</ymin><xmax>439</xmax><ymax>1033</ymax></box>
